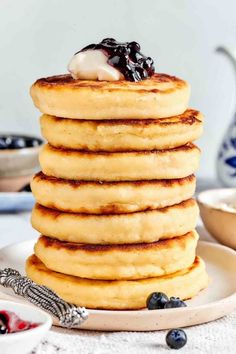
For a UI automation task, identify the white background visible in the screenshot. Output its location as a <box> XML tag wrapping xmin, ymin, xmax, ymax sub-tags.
<box><xmin>1</xmin><ymin>0</ymin><xmax>236</xmax><ymax>178</ymax></box>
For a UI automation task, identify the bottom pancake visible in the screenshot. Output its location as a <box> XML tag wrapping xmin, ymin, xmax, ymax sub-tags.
<box><xmin>26</xmin><ymin>255</ymin><xmax>208</xmax><ymax>310</ymax></box>
<box><xmin>34</xmin><ymin>231</ymin><xmax>199</xmax><ymax>280</ymax></box>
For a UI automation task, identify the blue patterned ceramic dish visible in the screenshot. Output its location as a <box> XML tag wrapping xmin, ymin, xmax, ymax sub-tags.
<box><xmin>216</xmin><ymin>46</ymin><xmax>236</xmax><ymax>187</ymax></box>
<box><xmin>217</xmin><ymin>113</ymin><xmax>236</xmax><ymax>187</ymax></box>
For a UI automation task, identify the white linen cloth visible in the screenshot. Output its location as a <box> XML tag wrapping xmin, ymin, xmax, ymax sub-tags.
<box><xmin>33</xmin><ymin>312</ymin><xmax>236</xmax><ymax>354</ymax></box>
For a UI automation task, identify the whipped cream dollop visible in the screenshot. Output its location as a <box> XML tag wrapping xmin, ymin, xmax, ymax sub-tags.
<box><xmin>68</xmin><ymin>49</ymin><xmax>124</xmax><ymax>81</ymax></box>
<box><xmin>68</xmin><ymin>38</ymin><xmax>155</xmax><ymax>82</ymax></box>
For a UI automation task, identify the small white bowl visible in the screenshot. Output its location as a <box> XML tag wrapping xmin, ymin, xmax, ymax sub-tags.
<box><xmin>0</xmin><ymin>134</ymin><xmax>43</xmax><ymax>192</ymax></box>
<box><xmin>0</xmin><ymin>300</ymin><xmax>52</xmax><ymax>354</ymax></box>
<box><xmin>198</xmin><ymin>188</ymin><xmax>236</xmax><ymax>249</ymax></box>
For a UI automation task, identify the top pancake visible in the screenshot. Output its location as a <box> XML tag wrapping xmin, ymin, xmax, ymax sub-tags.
<box><xmin>30</xmin><ymin>73</ymin><xmax>190</xmax><ymax>120</ymax></box>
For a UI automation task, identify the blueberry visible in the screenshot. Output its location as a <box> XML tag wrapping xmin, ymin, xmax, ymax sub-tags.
<box><xmin>0</xmin><ymin>137</ymin><xmax>7</xmax><ymax>149</ymax></box>
<box><xmin>102</xmin><ymin>38</ymin><xmax>116</xmax><ymax>43</ymax></box>
<box><xmin>0</xmin><ymin>136</ymin><xmax>14</xmax><ymax>149</ymax></box>
<box><xmin>9</xmin><ymin>137</ymin><xmax>26</xmax><ymax>149</ymax></box>
<box><xmin>164</xmin><ymin>297</ymin><xmax>187</xmax><ymax>309</ymax></box>
<box><xmin>5</xmin><ymin>136</ymin><xmax>13</xmax><ymax>147</ymax></box>
<box><xmin>31</xmin><ymin>139</ymin><xmax>40</xmax><ymax>147</ymax></box>
<box><xmin>128</xmin><ymin>41</ymin><xmax>140</xmax><ymax>51</ymax></box>
<box><xmin>166</xmin><ymin>329</ymin><xmax>187</xmax><ymax>349</ymax></box>
<box><xmin>101</xmin><ymin>38</ymin><xmax>117</xmax><ymax>46</ymax></box>
<box><xmin>146</xmin><ymin>292</ymin><xmax>169</xmax><ymax>310</ymax></box>
<box><xmin>143</xmin><ymin>57</ymin><xmax>153</xmax><ymax>69</ymax></box>
<box><xmin>116</xmin><ymin>45</ymin><xmax>128</xmax><ymax>55</ymax></box>
<box><xmin>26</xmin><ymin>138</ymin><xmax>40</xmax><ymax>147</ymax></box>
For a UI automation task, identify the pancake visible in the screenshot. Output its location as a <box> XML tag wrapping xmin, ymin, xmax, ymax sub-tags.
<box><xmin>31</xmin><ymin>199</ymin><xmax>199</xmax><ymax>244</ymax></box>
<box><xmin>39</xmin><ymin>143</ymin><xmax>200</xmax><ymax>181</ymax></box>
<box><xmin>30</xmin><ymin>73</ymin><xmax>190</xmax><ymax>120</ymax></box>
<box><xmin>40</xmin><ymin>109</ymin><xmax>203</xmax><ymax>151</ymax></box>
<box><xmin>31</xmin><ymin>172</ymin><xmax>196</xmax><ymax>214</ymax></box>
<box><xmin>26</xmin><ymin>255</ymin><xmax>208</xmax><ymax>310</ymax></box>
<box><xmin>34</xmin><ymin>231</ymin><xmax>198</xmax><ymax>280</ymax></box>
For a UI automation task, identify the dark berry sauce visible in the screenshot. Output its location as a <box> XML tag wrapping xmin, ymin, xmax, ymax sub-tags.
<box><xmin>0</xmin><ymin>310</ymin><xmax>39</xmax><ymax>334</ymax></box>
<box><xmin>76</xmin><ymin>38</ymin><xmax>155</xmax><ymax>82</ymax></box>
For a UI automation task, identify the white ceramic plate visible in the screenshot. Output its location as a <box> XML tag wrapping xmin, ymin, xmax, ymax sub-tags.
<box><xmin>0</xmin><ymin>240</ymin><xmax>236</xmax><ymax>331</ymax></box>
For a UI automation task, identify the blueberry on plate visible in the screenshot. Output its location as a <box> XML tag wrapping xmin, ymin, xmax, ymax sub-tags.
<box><xmin>164</xmin><ymin>297</ymin><xmax>187</xmax><ymax>309</ymax></box>
<box><xmin>166</xmin><ymin>328</ymin><xmax>187</xmax><ymax>349</ymax></box>
<box><xmin>146</xmin><ymin>292</ymin><xmax>169</xmax><ymax>310</ymax></box>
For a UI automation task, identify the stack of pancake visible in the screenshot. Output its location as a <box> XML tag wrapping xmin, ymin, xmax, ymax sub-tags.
<box><xmin>26</xmin><ymin>73</ymin><xmax>208</xmax><ymax>310</ymax></box>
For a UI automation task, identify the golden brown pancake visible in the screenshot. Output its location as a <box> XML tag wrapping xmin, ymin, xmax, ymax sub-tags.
<box><xmin>30</xmin><ymin>73</ymin><xmax>190</xmax><ymax>120</ymax></box>
<box><xmin>39</xmin><ymin>143</ymin><xmax>200</xmax><ymax>181</ymax></box>
<box><xmin>40</xmin><ymin>109</ymin><xmax>203</xmax><ymax>151</ymax></box>
<box><xmin>31</xmin><ymin>172</ymin><xmax>196</xmax><ymax>214</ymax></box>
<box><xmin>31</xmin><ymin>199</ymin><xmax>199</xmax><ymax>244</ymax></box>
<box><xmin>34</xmin><ymin>231</ymin><xmax>198</xmax><ymax>280</ymax></box>
<box><xmin>26</xmin><ymin>255</ymin><xmax>208</xmax><ymax>310</ymax></box>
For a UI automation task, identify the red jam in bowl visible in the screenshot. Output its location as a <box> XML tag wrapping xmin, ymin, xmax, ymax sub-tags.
<box><xmin>0</xmin><ymin>310</ymin><xmax>40</xmax><ymax>334</ymax></box>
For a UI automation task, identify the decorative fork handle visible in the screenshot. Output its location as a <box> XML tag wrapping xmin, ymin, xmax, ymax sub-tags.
<box><xmin>0</xmin><ymin>268</ymin><xmax>88</xmax><ymax>328</ymax></box>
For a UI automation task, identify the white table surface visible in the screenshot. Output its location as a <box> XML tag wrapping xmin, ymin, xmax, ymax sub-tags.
<box><xmin>0</xmin><ymin>209</ymin><xmax>236</xmax><ymax>354</ymax></box>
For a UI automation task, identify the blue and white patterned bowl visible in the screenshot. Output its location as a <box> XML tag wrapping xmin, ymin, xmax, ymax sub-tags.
<box><xmin>217</xmin><ymin>114</ymin><xmax>236</xmax><ymax>187</ymax></box>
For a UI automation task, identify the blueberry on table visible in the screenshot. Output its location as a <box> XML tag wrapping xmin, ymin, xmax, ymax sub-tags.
<box><xmin>166</xmin><ymin>329</ymin><xmax>187</xmax><ymax>349</ymax></box>
<box><xmin>146</xmin><ymin>292</ymin><xmax>169</xmax><ymax>310</ymax></box>
<box><xmin>164</xmin><ymin>297</ymin><xmax>187</xmax><ymax>309</ymax></box>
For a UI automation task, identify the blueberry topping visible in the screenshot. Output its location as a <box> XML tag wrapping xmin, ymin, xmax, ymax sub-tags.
<box><xmin>164</xmin><ymin>297</ymin><xmax>187</xmax><ymax>309</ymax></box>
<box><xmin>166</xmin><ymin>329</ymin><xmax>187</xmax><ymax>349</ymax></box>
<box><xmin>102</xmin><ymin>38</ymin><xmax>117</xmax><ymax>45</ymax></box>
<box><xmin>78</xmin><ymin>38</ymin><xmax>155</xmax><ymax>82</ymax></box>
<box><xmin>146</xmin><ymin>292</ymin><xmax>169</xmax><ymax>310</ymax></box>
<box><xmin>0</xmin><ymin>135</ymin><xmax>42</xmax><ymax>150</ymax></box>
<box><xmin>128</xmin><ymin>41</ymin><xmax>141</xmax><ymax>51</ymax></box>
